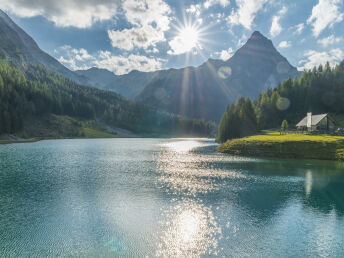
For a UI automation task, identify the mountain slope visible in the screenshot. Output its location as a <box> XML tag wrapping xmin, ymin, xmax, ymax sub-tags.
<box><xmin>0</xmin><ymin>11</ymin><xmax>215</xmax><ymax>137</ymax></box>
<box><xmin>0</xmin><ymin>58</ymin><xmax>216</xmax><ymax>137</ymax></box>
<box><xmin>136</xmin><ymin>31</ymin><xmax>299</xmax><ymax>121</ymax></box>
<box><xmin>75</xmin><ymin>68</ymin><xmax>158</xmax><ymax>99</ymax></box>
<box><xmin>0</xmin><ymin>10</ymin><xmax>88</xmax><ymax>85</ymax></box>
<box><xmin>0</xmin><ymin>9</ymin><xmax>298</xmax><ymax>122</ymax></box>
<box><xmin>79</xmin><ymin>31</ymin><xmax>299</xmax><ymax>121</ymax></box>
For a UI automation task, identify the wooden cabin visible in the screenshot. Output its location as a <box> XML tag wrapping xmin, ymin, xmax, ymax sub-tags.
<box><xmin>296</xmin><ymin>113</ymin><xmax>337</xmax><ymax>132</ymax></box>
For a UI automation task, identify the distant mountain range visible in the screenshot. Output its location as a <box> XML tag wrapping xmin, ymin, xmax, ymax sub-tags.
<box><xmin>78</xmin><ymin>31</ymin><xmax>300</xmax><ymax>121</ymax></box>
<box><xmin>0</xmin><ymin>10</ymin><xmax>299</xmax><ymax>122</ymax></box>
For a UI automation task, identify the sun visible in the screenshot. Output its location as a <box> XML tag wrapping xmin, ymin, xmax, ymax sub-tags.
<box><xmin>178</xmin><ymin>26</ymin><xmax>200</xmax><ymax>52</ymax></box>
<box><xmin>168</xmin><ymin>17</ymin><xmax>212</xmax><ymax>56</ymax></box>
<box><xmin>169</xmin><ymin>20</ymin><xmax>206</xmax><ymax>55</ymax></box>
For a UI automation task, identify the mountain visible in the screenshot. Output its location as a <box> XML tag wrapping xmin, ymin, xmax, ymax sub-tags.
<box><xmin>0</xmin><ymin>10</ymin><xmax>215</xmax><ymax>137</ymax></box>
<box><xmin>136</xmin><ymin>31</ymin><xmax>299</xmax><ymax>121</ymax></box>
<box><xmin>0</xmin><ymin>9</ymin><xmax>298</xmax><ymax>122</ymax></box>
<box><xmin>0</xmin><ymin>58</ymin><xmax>215</xmax><ymax>137</ymax></box>
<box><xmin>0</xmin><ymin>10</ymin><xmax>88</xmax><ymax>85</ymax></box>
<box><xmin>75</xmin><ymin>68</ymin><xmax>158</xmax><ymax>99</ymax></box>
<box><xmin>80</xmin><ymin>31</ymin><xmax>299</xmax><ymax>121</ymax></box>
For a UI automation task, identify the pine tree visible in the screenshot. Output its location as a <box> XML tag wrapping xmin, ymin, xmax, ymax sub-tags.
<box><xmin>281</xmin><ymin>120</ymin><xmax>288</xmax><ymax>133</ymax></box>
<box><xmin>217</xmin><ymin>111</ymin><xmax>229</xmax><ymax>143</ymax></box>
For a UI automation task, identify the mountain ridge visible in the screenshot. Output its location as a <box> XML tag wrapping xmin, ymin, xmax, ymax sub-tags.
<box><xmin>0</xmin><ymin>9</ymin><xmax>299</xmax><ymax>122</ymax></box>
<box><xmin>78</xmin><ymin>30</ymin><xmax>300</xmax><ymax>121</ymax></box>
<box><xmin>133</xmin><ymin>31</ymin><xmax>299</xmax><ymax>121</ymax></box>
<box><xmin>0</xmin><ymin>9</ymin><xmax>90</xmax><ymax>85</ymax></box>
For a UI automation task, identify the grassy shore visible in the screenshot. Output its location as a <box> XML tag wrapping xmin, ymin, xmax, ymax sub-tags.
<box><xmin>0</xmin><ymin>139</ymin><xmax>41</xmax><ymax>144</ymax></box>
<box><xmin>0</xmin><ymin>115</ymin><xmax>118</xmax><ymax>144</ymax></box>
<box><xmin>217</xmin><ymin>131</ymin><xmax>344</xmax><ymax>161</ymax></box>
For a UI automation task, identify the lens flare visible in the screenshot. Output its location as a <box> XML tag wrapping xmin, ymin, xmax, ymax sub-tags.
<box><xmin>276</xmin><ymin>61</ymin><xmax>290</xmax><ymax>74</ymax></box>
<box><xmin>276</xmin><ymin>97</ymin><xmax>290</xmax><ymax>111</ymax></box>
<box><xmin>217</xmin><ymin>66</ymin><xmax>232</xmax><ymax>79</ymax></box>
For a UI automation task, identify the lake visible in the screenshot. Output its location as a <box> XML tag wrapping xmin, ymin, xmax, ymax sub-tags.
<box><xmin>0</xmin><ymin>138</ymin><xmax>343</xmax><ymax>257</ymax></box>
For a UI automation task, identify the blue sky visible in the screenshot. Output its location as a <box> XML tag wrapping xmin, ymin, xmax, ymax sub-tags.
<box><xmin>2</xmin><ymin>0</ymin><xmax>344</xmax><ymax>75</ymax></box>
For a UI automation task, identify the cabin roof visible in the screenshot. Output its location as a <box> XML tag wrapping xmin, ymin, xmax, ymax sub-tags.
<box><xmin>296</xmin><ymin>114</ymin><xmax>328</xmax><ymax>127</ymax></box>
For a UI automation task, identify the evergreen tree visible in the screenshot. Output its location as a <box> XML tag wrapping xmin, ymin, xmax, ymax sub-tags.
<box><xmin>218</xmin><ymin>59</ymin><xmax>344</xmax><ymax>143</ymax></box>
<box><xmin>281</xmin><ymin>120</ymin><xmax>288</xmax><ymax>133</ymax></box>
<box><xmin>0</xmin><ymin>58</ymin><xmax>216</xmax><ymax>136</ymax></box>
<box><xmin>216</xmin><ymin>111</ymin><xmax>229</xmax><ymax>143</ymax></box>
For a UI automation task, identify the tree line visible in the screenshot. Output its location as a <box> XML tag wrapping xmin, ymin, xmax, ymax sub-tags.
<box><xmin>217</xmin><ymin>60</ymin><xmax>344</xmax><ymax>142</ymax></box>
<box><xmin>0</xmin><ymin>59</ymin><xmax>216</xmax><ymax>136</ymax></box>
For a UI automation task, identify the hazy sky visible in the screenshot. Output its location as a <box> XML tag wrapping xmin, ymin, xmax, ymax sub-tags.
<box><xmin>2</xmin><ymin>0</ymin><xmax>344</xmax><ymax>75</ymax></box>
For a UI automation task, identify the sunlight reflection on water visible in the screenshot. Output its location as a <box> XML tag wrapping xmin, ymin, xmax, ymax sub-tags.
<box><xmin>160</xmin><ymin>139</ymin><xmax>207</xmax><ymax>153</ymax></box>
<box><xmin>156</xmin><ymin>199</ymin><xmax>221</xmax><ymax>258</ymax></box>
<box><xmin>156</xmin><ymin>139</ymin><xmax>243</xmax><ymax>256</ymax></box>
<box><xmin>158</xmin><ymin>139</ymin><xmax>246</xmax><ymax>196</ymax></box>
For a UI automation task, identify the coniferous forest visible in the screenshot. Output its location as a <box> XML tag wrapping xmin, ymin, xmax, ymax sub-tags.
<box><xmin>0</xmin><ymin>59</ymin><xmax>216</xmax><ymax>137</ymax></box>
<box><xmin>217</xmin><ymin>60</ymin><xmax>344</xmax><ymax>142</ymax></box>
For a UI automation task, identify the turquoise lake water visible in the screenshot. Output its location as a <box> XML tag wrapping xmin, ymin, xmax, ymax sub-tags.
<box><xmin>0</xmin><ymin>138</ymin><xmax>343</xmax><ymax>257</ymax></box>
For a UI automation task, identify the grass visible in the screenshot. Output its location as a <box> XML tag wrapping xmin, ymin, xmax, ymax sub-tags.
<box><xmin>81</xmin><ymin>127</ymin><xmax>117</xmax><ymax>138</ymax></box>
<box><xmin>26</xmin><ymin>114</ymin><xmax>118</xmax><ymax>139</ymax></box>
<box><xmin>0</xmin><ymin>139</ymin><xmax>41</xmax><ymax>144</ymax></box>
<box><xmin>217</xmin><ymin>131</ymin><xmax>344</xmax><ymax>161</ymax></box>
<box><xmin>0</xmin><ymin>115</ymin><xmax>118</xmax><ymax>144</ymax></box>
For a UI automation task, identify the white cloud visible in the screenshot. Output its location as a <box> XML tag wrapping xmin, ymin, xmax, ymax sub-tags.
<box><xmin>0</xmin><ymin>0</ymin><xmax>119</xmax><ymax>28</ymax></box>
<box><xmin>216</xmin><ymin>47</ymin><xmax>233</xmax><ymax>61</ymax></box>
<box><xmin>186</xmin><ymin>1</ymin><xmax>228</xmax><ymax>19</ymax></box>
<box><xmin>209</xmin><ymin>12</ymin><xmax>225</xmax><ymax>24</ymax></box>
<box><xmin>56</xmin><ymin>45</ymin><xmax>95</xmax><ymax>69</ymax></box>
<box><xmin>108</xmin><ymin>25</ymin><xmax>165</xmax><ymax>51</ymax></box>
<box><xmin>270</xmin><ymin>6</ymin><xmax>287</xmax><ymax>38</ymax></box>
<box><xmin>55</xmin><ymin>46</ymin><xmax>165</xmax><ymax>75</ymax></box>
<box><xmin>186</xmin><ymin>4</ymin><xmax>202</xmax><ymax>16</ymax></box>
<box><xmin>236</xmin><ymin>34</ymin><xmax>248</xmax><ymax>47</ymax></box>
<box><xmin>307</xmin><ymin>0</ymin><xmax>344</xmax><ymax>37</ymax></box>
<box><xmin>204</xmin><ymin>0</ymin><xmax>230</xmax><ymax>9</ymax></box>
<box><xmin>146</xmin><ymin>47</ymin><xmax>159</xmax><ymax>54</ymax></box>
<box><xmin>58</xmin><ymin>56</ymin><xmax>80</xmax><ymax>71</ymax></box>
<box><xmin>107</xmin><ymin>0</ymin><xmax>171</xmax><ymax>51</ymax></box>
<box><xmin>293</xmin><ymin>23</ymin><xmax>305</xmax><ymax>35</ymax></box>
<box><xmin>317</xmin><ymin>35</ymin><xmax>342</xmax><ymax>47</ymax></box>
<box><xmin>122</xmin><ymin>0</ymin><xmax>171</xmax><ymax>31</ymax></box>
<box><xmin>227</xmin><ymin>0</ymin><xmax>268</xmax><ymax>30</ymax></box>
<box><xmin>270</xmin><ymin>16</ymin><xmax>282</xmax><ymax>38</ymax></box>
<box><xmin>298</xmin><ymin>48</ymin><xmax>344</xmax><ymax>70</ymax></box>
<box><xmin>278</xmin><ymin>41</ymin><xmax>291</xmax><ymax>48</ymax></box>
<box><xmin>167</xmin><ymin>31</ymin><xmax>201</xmax><ymax>55</ymax></box>
<box><xmin>94</xmin><ymin>51</ymin><xmax>165</xmax><ymax>75</ymax></box>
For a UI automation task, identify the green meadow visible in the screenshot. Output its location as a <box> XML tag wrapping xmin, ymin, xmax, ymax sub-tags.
<box><xmin>217</xmin><ymin>131</ymin><xmax>344</xmax><ymax>161</ymax></box>
<box><xmin>0</xmin><ymin>115</ymin><xmax>118</xmax><ymax>144</ymax></box>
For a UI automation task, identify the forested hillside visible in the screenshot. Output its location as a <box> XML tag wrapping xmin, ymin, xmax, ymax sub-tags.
<box><xmin>217</xmin><ymin>60</ymin><xmax>344</xmax><ymax>142</ymax></box>
<box><xmin>0</xmin><ymin>59</ymin><xmax>215</xmax><ymax>137</ymax></box>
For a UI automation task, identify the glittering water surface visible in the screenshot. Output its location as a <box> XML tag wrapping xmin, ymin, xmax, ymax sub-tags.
<box><xmin>0</xmin><ymin>138</ymin><xmax>344</xmax><ymax>257</ymax></box>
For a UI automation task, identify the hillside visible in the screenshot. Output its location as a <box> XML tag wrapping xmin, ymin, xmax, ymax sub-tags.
<box><xmin>79</xmin><ymin>32</ymin><xmax>299</xmax><ymax>122</ymax></box>
<box><xmin>0</xmin><ymin>10</ymin><xmax>299</xmax><ymax>122</ymax></box>
<box><xmin>75</xmin><ymin>68</ymin><xmax>157</xmax><ymax>99</ymax></box>
<box><xmin>0</xmin><ymin>59</ymin><xmax>216</xmax><ymax>138</ymax></box>
<box><xmin>216</xmin><ymin>60</ymin><xmax>344</xmax><ymax>143</ymax></box>
<box><xmin>0</xmin><ymin>10</ymin><xmax>90</xmax><ymax>86</ymax></box>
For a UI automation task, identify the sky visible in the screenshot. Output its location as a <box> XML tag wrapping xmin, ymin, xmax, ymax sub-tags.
<box><xmin>1</xmin><ymin>0</ymin><xmax>344</xmax><ymax>75</ymax></box>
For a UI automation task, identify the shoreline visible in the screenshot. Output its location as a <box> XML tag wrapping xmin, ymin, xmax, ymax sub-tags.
<box><xmin>0</xmin><ymin>135</ymin><xmax>212</xmax><ymax>145</ymax></box>
<box><xmin>0</xmin><ymin>138</ymin><xmax>41</xmax><ymax>144</ymax></box>
<box><xmin>0</xmin><ymin>136</ymin><xmax>118</xmax><ymax>145</ymax></box>
<box><xmin>217</xmin><ymin>132</ymin><xmax>344</xmax><ymax>162</ymax></box>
